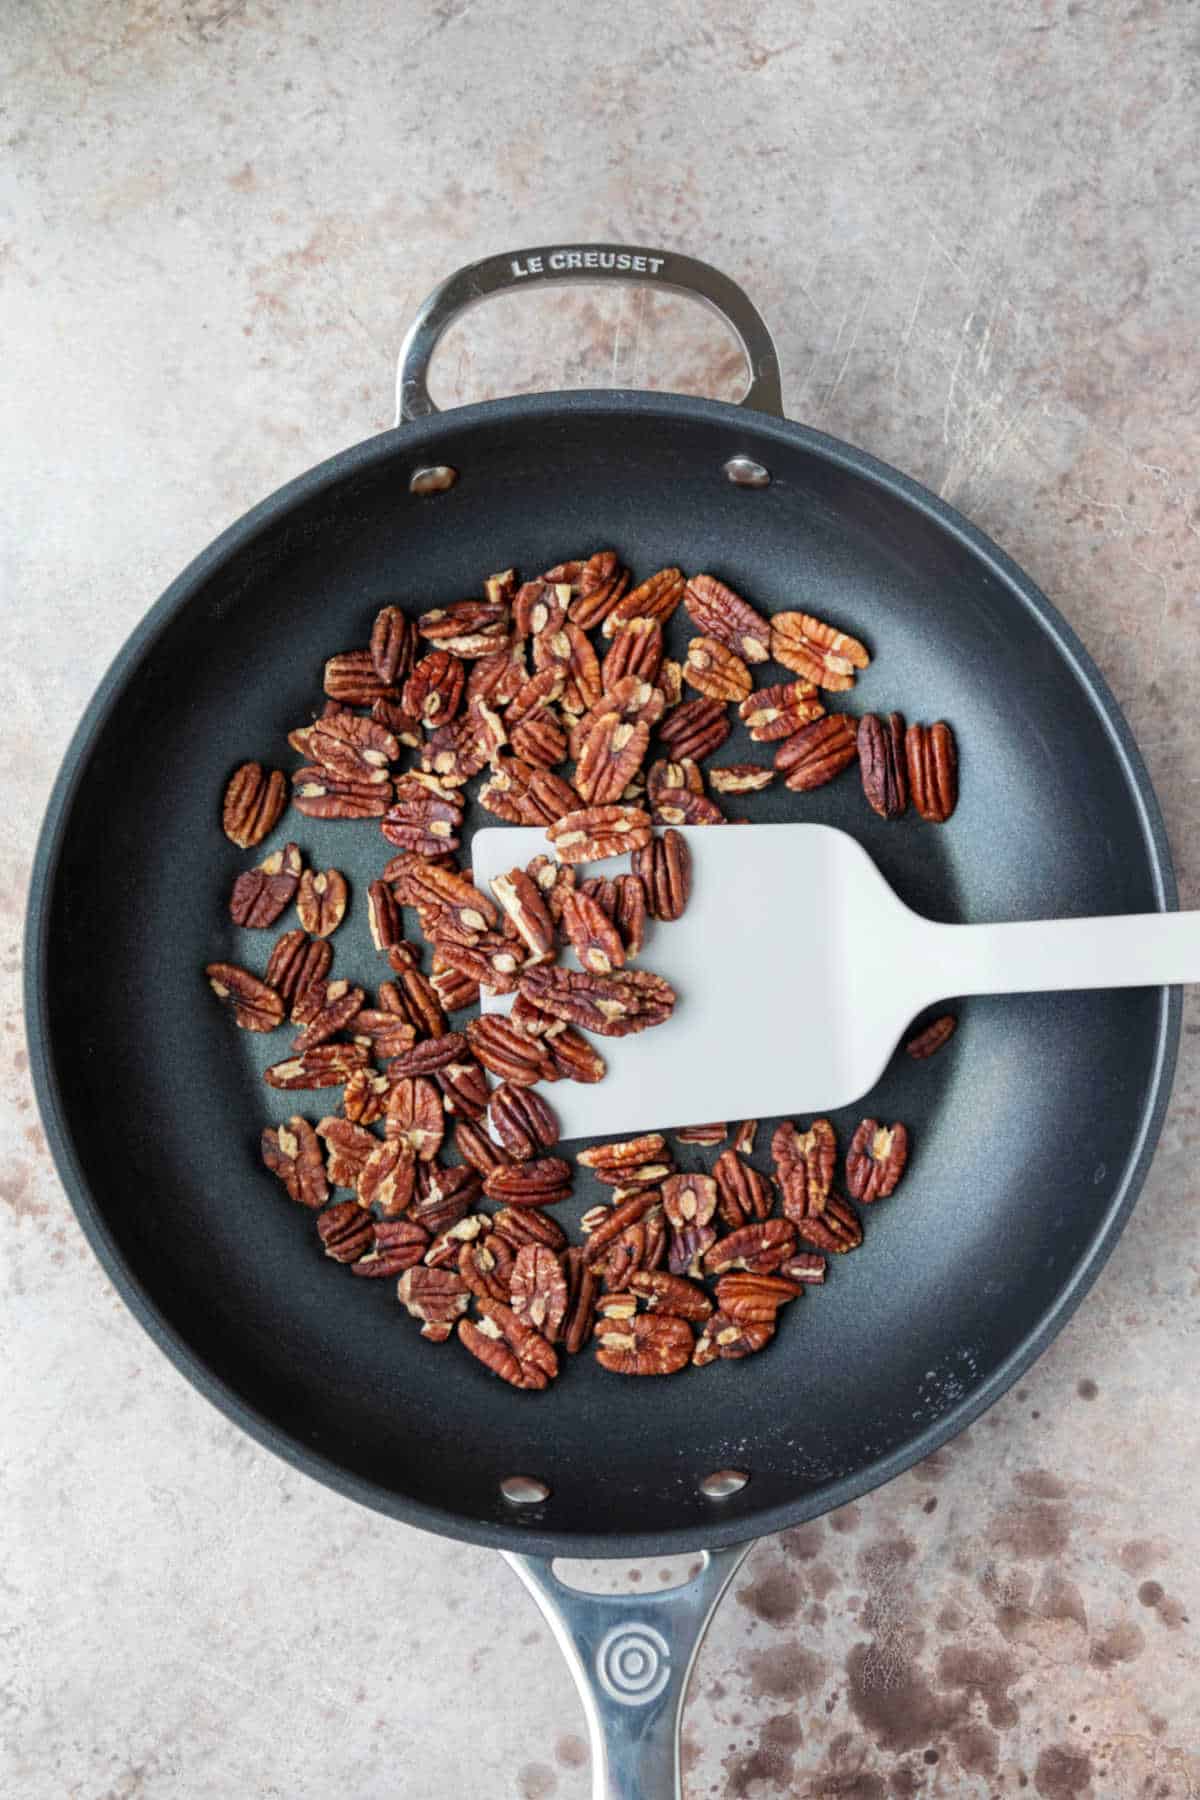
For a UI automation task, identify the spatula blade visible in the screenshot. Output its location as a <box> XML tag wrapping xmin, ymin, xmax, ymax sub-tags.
<box><xmin>471</xmin><ymin>823</ymin><xmax>927</xmax><ymax>1143</ymax></box>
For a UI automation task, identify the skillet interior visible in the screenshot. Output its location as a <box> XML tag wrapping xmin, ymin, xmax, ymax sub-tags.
<box><xmin>27</xmin><ymin>393</ymin><xmax>1177</xmax><ymax>1555</ymax></box>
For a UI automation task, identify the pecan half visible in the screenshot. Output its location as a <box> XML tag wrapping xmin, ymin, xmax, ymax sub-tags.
<box><xmin>315</xmin><ymin>1116</ymin><xmax>379</xmax><ymax>1188</ymax></box>
<box><xmin>657</xmin><ymin>696</ymin><xmax>732</xmax><ymax>763</ymax></box>
<box><xmin>675</xmin><ymin>1122</ymin><xmax>727</xmax><ymax>1145</ymax></box>
<box><xmin>707</xmin><ymin>764</ymin><xmax>774</xmax><ymax>795</ymax></box>
<box><xmin>595</xmin><ymin>1311</ymin><xmax>692</xmax><ymax>1375</ymax></box>
<box><xmin>340</xmin><ymin>1068</ymin><xmax>393</xmax><ymax>1126</ymax></box>
<box><xmin>459</xmin><ymin>1299</ymin><xmax>558</xmax><ymax>1389</ymax></box>
<box><xmin>492</xmin><ymin>1207</ymin><xmax>568</xmax><ymax>1254</ymax></box>
<box><xmin>646</xmin><ymin>758</ymin><xmax>723</xmax><ymax>826</ymax></box>
<box><xmin>518</xmin><ymin>964</ymin><xmax>675</xmax><ymax>1037</ymax></box>
<box><xmin>846</xmin><ymin>1120</ymin><xmax>909</xmax><ymax>1202</ymax></box>
<box><xmin>230</xmin><ymin>842</ymin><xmax>302</xmax><ymax>928</ymax></box>
<box><xmin>575</xmin><ymin>712</ymin><xmax>651</xmax><ymax>807</ymax></box>
<box><xmin>370</xmin><ymin>605</ymin><xmax>419</xmax><ymax>685</ymax></box>
<box><xmin>533</xmin><ymin>623</ymin><xmax>602</xmax><ymax>715</ymax></box>
<box><xmin>402</xmin><ymin>649</ymin><xmax>466</xmax><ymax>728</ymax></box>
<box><xmin>421</xmin><ymin>713</ymin><xmax>491</xmax><ymax>786</ymax></box>
<box><xmin>351</xmin><ymin>1217</ymin><xmax>430</xmax><ymax>1278</ymax></box>
<box><xmin>431</xmin><ymin>954</ymin><xmax>480</xmax><ymax>1014</ymax></box>
<box><xmin>859</xmin><ymin>712</ymin><xmax>909</xmax><ymax>819</ymax></box>
<box><xmin>510</xmin><ymin>1244</ymin><xmax>569</xmax><ymax>1337</ymax></box>
<box><xmin>292</xmin><ymin>767</ymin><xmax>391</xmax><ymax>819</ymax></box>
<box><xmin>388</xmin><ymin>964</ymin><xmax>449</xmax><ymax>1038</ymax></box>
<box><xmin>580</xmin><ymin>1134</ymin><xmax>672</xmax><ymax>1186</ymax></box>
<box><xmin>569</xmin><ymin>678</ymin><xmax>664</xmax><ymax>760</ymax></box>
<box><xmin>566</xmin><ymin>551</ymin><xmax>630</xmax><ymax>630</ymax></box>
<box><xmin>466</xmin><ymin>638</ymin><xmax>528</xmax><ymax>711</ymax></box>
<box><xmin>659</xmin><ymin>659</ymin><xmax>684</xmax><ymax>708</ymax></box>
<box><xmin>424</xmin><ymin>1212</ymin><xmax>491</xmax><ymax>1269</ymax></box>
<box><xmin>660</xmin><ymin>1171</ymin><xmax>717</xmax><ymax>1230</ymax></box>
<box><xmin>205</xmin><ymin>962</ymin><xmax>284</xmax><ymax>1032</ymax></box>
<box><xmin>628</xmin><ymin>1269</ymin><xmax>713</xmax><ymax>1321</ymax></box>
<box><xmin>490</xmin><ymin>867</ymin><xmax>556</xmax><ymax>958</ymax></box>
<box><xmin>683</xmin><ymin>574</ymin><xmax>771</xmax><ymax>662</ymax></box>
<box><xmin>411</xmin><ymin>1164</ymin><xmax>482</xmax><ymax>1236</ymax></box>
<box><xmin>780</xmin><ymin>1252</ymin><xmax>827</xmax><ymax>1284</ymax></box>
<box><xmin>266</xmin><ymin>930</ymin><xmax>331</xmax><ymax>1016</ymax></box>
<box><xmin>292</xmin><ymin>980</ymin><xmax>364</xmax><ymax>1052</ymax></box>
<box><xmin>560</xmin><ymin>889</ymin><xmax>626</xmax><ymax>974</ymax></box>
<box><xmin>260</xmin><ymin>1117</ymin><xmax>329</xmax><ymax>1208</ymax></box>
<box><xmin>296</xmin><ymin>868</ymin><xmax>349</xmax><ymax>937</ymax></box>
<box><xmin>560</xmin><ymin>1247</ymin><xmax>598</xmax><ymax>1351</ymax></box>
<box><xmin>667</xmin><ymin>1222</ymin><xmax>718</xmax><ymax>1278</ymax></box>
<box><xmin>693</xmin><ymin>1312</ymin><xmax>774</xmax><ymax>1364</ymax></box>
<box><xmin>479</xmin><ymin>758</ymin><xmax>579</xmax><ymax>827</ymax></box>
<box><xmin>510</xmin><ymin>712</ymin><xmax>568</xmax><ymax>769</ymax></box>
<box><xmin>488</xmin><ymin>1082</ymin><xmax>559</xmax><ymax>1161</ymax></box>
<box><xmin>793</xmin><ymin>1192</ymin><xmax>862</xmax><ymax>1253</ymax></box>
<box><xmin>905</xmin><ymin>1013</ymin><xmax>957</xmax><ymax>1060</ymax></box>
<box><xmin>358</xmin><ymin>1138</ymin><xmax>417</xmax><ymax>1216</ymax></box>
<box><xmin>324</xmin><ymin>650</ymin><xmax>398</xmax><ymax>707</ymax></box>
<box><xmin>387</xmin><ymin>1032</ymin><xmax>470</xmax><ymax>1079</ymax></box>
<box><xmin>380</xmin><ymin>781</ymin><xmax>463</xmax><ymax>855</ymax></box>
<box><xmin>458</xmin><ymin>1230</ymin><xmax>515</xmax><ymax>1302</ymax></box>
<box><xmin>455</xmin><ymin>1117</ymin><xmax>514</xmax><ymax>1177</ymax></box>
<box><xmin>429</xmin><ymin>929</ymin><xmax>523</xmax><ymax>995</ymax></box>
<box><xmin>580</xmin><ymin>1189</ymin><xmax>659</xmax><ymax>1257</ymax></box>
<box><xmin>600</xmin><ymin>618</ymin><xmax>664</xmax><ymax>688</ymax></box>
<box><xmin>713</xmin><ymin>1149</ymin><xmax>774</xmax><ymax>1230</ymax></box>
<box><xmin>417</xmin><ymin>599</ymin><xmax>510</xmax><ymax>658</ymax></box>
<box><xmin>372</xmin><ymin>698</ymin><xmax>423</xmax><ymax>746</ymax></box>
<box><xmin>905</xmin><ymin>721</ymin><xmax>958</xmax><ymax>822</ymax></box>
<box><xmin>263</xmin><ymin>1043</ymin><xmax>369</xmax><ymax>1088</ymax></box>
<box><xmin>684</xmin><ymin>636</ymin><xmax>753</xmax><ymax>703</ymax></box>
<box><xmin>770</xmin><ymin>611</ymin><xmax>871</xmax><ymax>690</ymax></box>
<box><xmin>733</xmin><ymin>1119</ymin><xmax>758</xmax><ymax>1155</ymax></box>
<box><xmin>222</xmin><ymin>762</ymin><xmax>288</xmax><ymax>848</ymax></box>
<box><xmin>773</xmin><ymin>1119</ymin><xmax>837</xmax><ymax>1221</ymax></box>
<box><xmin>318</xmin><ymin>1200</ymin><xmax>375</xmax><ymax>1264</ymax></box>
<box><xmin>544</xmin><ymin>1023</ymin><xmax>607</xmax><ymax>1083</ymax></box>
<box><xmin>702</xmin><ymin>1219</ymin><xmax>797</xmax><ymax>1276</ymax></box>
<box><xmin>434</xmin><ymin>1058</ymin><xmax>491</xmax><ymax>1120</ymax></box>
<box><xmin>775</xmin><ymin>714</ymin><xmax>859</xmax><ymax>791</ymax></box>
<box><xmin>715</xmin><ymin>1271</ymin><xmax>802</xmax><ymax>1323</ymax></box>
<box><xmin>385</xmin><ymin>1076</ymin><xmax>445</xmax><ymax>1161</ymax></box>
<box><xmin>631</xmin><ymin>829</ymin><xmax>691</xmax><ymax>921</ymax></box>
<box><xmin>365</xmin><ymin>880</ymin><xmax>402</xmax><ymax>952</ymax></box>
<box><xmin>601</xmin><ymin>567</ymin><xmax>685</xmax><ymax>638</ymax></box>
<box><xmin>514</xmin><ymin>578</ymin><xmax>569</xmax><ymax>639</ymax></box>
<box><xmin>507</xmin><ymin>671</ymin><xmax>565</xmax><ymax>731</ymax></box>
<box><xmin>483</xmin><ymin>1157</ymin><xmax>573</xmax><ymax>1208</ymax></box>
<box><xmin>288</xmin><ymin>709</ymin><xmax>397</xmax><ymax>783</ymax></box>
<box><xmin>738</xmin><ymin>680</ymin><xmax>824</xmax><ymax>744</ymax></box>
<box><xmin>397</xmin><ymin>1265</ymin><xmax>470</xmax><ymax>1339</ymax></box>
<box><xmin>466</xmin><ymin>1014</ymin><xmax>557</xmax><ymax>1086</ymax></box>
<box><xmin>397</xmin><ymin>859</ymin><xmax>495</xmax><ymax>938</ymax></box>
<box><xmin>546</xmin><ymin>803</ymin><xmax>652</xmax><ymax>864</ymax></box>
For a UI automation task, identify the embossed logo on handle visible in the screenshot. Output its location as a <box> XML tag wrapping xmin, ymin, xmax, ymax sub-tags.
<box><xmin>594</xmin><ymin>1622</ymin><xmax>672</xmax><ymax>1706</ymax></box>
<box><xmin>510</xmin><ymin>248</ymin><xmax>667</xmax><ymax>279</ymax></box>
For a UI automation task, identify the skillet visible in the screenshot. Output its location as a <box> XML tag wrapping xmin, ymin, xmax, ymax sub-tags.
<box><xmin>26</xmin><ymin>245</ymin><xmax>1180</xmax><ymax>1795</ymax></box>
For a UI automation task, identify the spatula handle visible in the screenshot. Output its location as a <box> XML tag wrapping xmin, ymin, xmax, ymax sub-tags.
<box><xmin>923</xmin><ymin>908</ymin><xmax>1200</xmax><ymax>1001</ymax></box>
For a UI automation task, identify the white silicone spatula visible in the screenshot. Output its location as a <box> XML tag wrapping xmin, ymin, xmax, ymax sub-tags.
<box><xmin>471</xmin><ymin>822</ymin><xmax>1196</xmax><ymax>1142</ymax></box>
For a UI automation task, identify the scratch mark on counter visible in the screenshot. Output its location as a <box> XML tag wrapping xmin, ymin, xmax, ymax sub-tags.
<box><xmin>893</xmin><ymin>239</ymin><xmax>933</xmax><ymax>388</ymax></box>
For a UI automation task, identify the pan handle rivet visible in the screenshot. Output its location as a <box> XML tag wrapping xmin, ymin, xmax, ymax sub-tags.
<box><xmin>700</xmin><ymin>1469</ymin><xmax>749</xmax><ymax>1499</ymax></box>
<box><xmin>723</xmin><ymin>456</ymin><xmax>770</xmax><ymax>488</ymax></box>
<box><xmin>409</xmin><ymin>464</ymin><xmax>459</xmax><ymax>495</ymax></box>
<box><xmin>501</xmin><ymin>1475</ymin><xmax>551</xmax><ymax>1505</ymax></box>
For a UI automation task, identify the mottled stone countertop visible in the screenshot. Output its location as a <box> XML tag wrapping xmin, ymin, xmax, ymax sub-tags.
<box><xmin>3</xmin><ymin>3</ymin><xmax>1198</xmax><ymax>1796</ymax></box>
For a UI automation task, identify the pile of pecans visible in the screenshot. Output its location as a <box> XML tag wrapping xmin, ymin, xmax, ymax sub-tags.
<box><xmin>208</xmin><ymin>557</ymin><xmax>958</xmax><ymax>1387</ymax></box>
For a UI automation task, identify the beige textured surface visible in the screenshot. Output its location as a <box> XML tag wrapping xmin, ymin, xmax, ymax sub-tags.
<box><xmin>3</xmin><ymin>3</ymin><xmax>1198</xmax><ymax>1795</ymax></box>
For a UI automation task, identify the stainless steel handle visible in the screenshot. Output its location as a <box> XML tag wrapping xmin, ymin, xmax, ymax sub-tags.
<box><xmin>503</xmin><ymin>1543</ymin><xmax>753</xmax><ymax>1799</ymax></box>
<box><xmin>396</xmin><ymin>243</ymin><xmax>783</xmax><ymax>423</ymax></box>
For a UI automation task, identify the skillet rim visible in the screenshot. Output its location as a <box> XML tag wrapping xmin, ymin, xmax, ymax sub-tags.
<box><xmin>24</xmin><ymin>388</ymin><xmax>1181</xmax><ymax>1556</ymax></box>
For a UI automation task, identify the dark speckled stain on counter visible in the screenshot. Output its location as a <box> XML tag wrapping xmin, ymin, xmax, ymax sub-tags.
<box><xmin>1033</xmin><ymin>1743</ymin><xmax>1094</xmax><ymax>1798</ymax></box>
<box><xmin>721</xmin><ymin>1711</ymin><xmax>804</xmax><ymax>1796</ymax></box>
<box><xmin>735</xmin><ymin>1563</ymin><xmax>805</xmax><ymax>1626</ymax></box>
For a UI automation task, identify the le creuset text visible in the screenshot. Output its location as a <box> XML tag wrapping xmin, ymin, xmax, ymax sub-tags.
<box><xmin>510</xmin><ymin>250</ymin><xmax>667</xmax><ymax>278</ymax></box>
